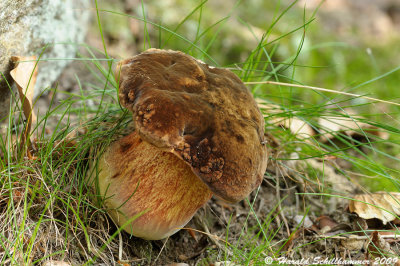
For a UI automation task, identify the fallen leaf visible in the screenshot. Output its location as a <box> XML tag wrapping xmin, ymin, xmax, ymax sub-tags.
<box><xmin>368</xmin><ymin>231</ymin><xmax>392</xmax><ymax>258</ymax></box>
<box><xmin>316</xmin><ymin>215</ymin><xmax>339</xmax><ymax>232</ymax></box>
<box><xmin>281</xmin><ymin>229</ymin><xmax>301</xmax><ymax>251</ymax></box>
<box><xmin>293</xmin><ymin>215</ymin><xmax>313</xmax><ymax>228</ymax></box>
<box><xmin>285</xmin><ymin>157</ymin><xmax>357</xmax><ymax>194</ymax></box>
<box><xmin>310</xmin><ymin>159</ymin><xmax>357</xmax><ymax>193</ymax></box>
<box><xmin>351</xmin><ymin>216</ymin><xmax>368</xmax><ymax>231</ymax></box>
<box><xmin>314</xmin><ymin>216</ymin><xmax>351</xmax><ymax>235</ymax></box>
<box><xmin>256</xmin><ymin>98</ymin><xmax>314</xmax><ymax>140</ymax></box>
<box><xmin>318</xmin><ymin>110</ymin><xmax>389</xmax><ymax>142</ymax></box>
<box><xmin>349</xmin><ymin>192</ymin><xmax>400</xmax><ymax>225</ymax></box>
<box><xmin>275</xmin><ymin>116</ymin><xmax>315</xmax><ymax>140</ymax></box>
<box><xmin>178</xmin><ymin>254</ymin><xmax>190</xmax><ymax>261</ymax></box>
<box><xmin>392</xmin><ymin>218</ymin><xmax>400</xmax><ymax>225</ymax></box>
<box><xmin>340</xmin><ymin>236</ymin><xmax>365</xmax><ymax>251</ymax></box>
<box><xmin>10</xmin><ymin>56</ymin><xmax>38</xmax><ymax>152</ymax></box>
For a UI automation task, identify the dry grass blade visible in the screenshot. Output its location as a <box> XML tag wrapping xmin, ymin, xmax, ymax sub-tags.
<box><xmin>247</xmin><ymin>81</ymin><xmax>400</xmax><ymax>107</ymax></box>
<box><xmin>10</xmin><ymin>56</ymin><xmax>38</xmax><ymax>151</ymax></box>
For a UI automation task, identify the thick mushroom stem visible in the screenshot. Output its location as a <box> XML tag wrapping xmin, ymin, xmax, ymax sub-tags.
<box><xmin>89</xmin><ymin>131</ymin><xmax>213</xmax><ymax>240</ymax></box>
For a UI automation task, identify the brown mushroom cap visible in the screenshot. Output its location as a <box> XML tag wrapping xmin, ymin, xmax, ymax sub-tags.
<box><xmin>116</xmin><ymin>49</ymin><xmax>268</xmax><ymax>202</ymax></box>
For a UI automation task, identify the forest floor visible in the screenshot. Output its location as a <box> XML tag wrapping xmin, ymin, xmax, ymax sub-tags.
<box><xmin>1</xmin><ymin>0</ymin><xmax>400</xmax><ymax>265</ymax></box>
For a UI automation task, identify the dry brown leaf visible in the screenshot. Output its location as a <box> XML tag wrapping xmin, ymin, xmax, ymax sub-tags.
<box><xmin>315</xmin><ymin>215</ymin><xmax>339</xmax><ymax>233</ymax></box>
<box><xmin>274</xmin><ymin>116</ymin><xmax>315</xmax><ymax>140</ymax></box>
<box><xmin>340</xmin><ymin>236</ymin><xmax>365</xmax><ymax>251</ymax></box>
<box><xmin>318</xmin><ymin>110</ymin><xmax>389</xmax><ymax>142</ymax></box>
<box><xmin>288</xmin><ymin>157</ymin><xmax>357</xmax><ymax>194</ymax></box>
<box><xmin>368</xmin><ymin>231</ymin><xmax>393</xmax><ymax>258</ymax></box>
<box><xmin>281</xmin><ymin>229</ymin><xmax>301</xmax><ymax>251</ymax></box>
<box><xmin>349</xmin><ymin>192</ymin><xmax>400</xmax><ymax>224</ymax></box>
<box><xmin>256</xmin><ymin>98</ymin><xmax>314</xmax><ymax>140</ymax></box>
<box><xmin>10</xmin><ymin>56</ymin><xmax>38</xmax><ymax>152</ymax></box>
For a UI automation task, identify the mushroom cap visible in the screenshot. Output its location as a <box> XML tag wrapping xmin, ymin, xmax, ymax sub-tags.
<box><xmin>116</xmin><ymin>49</ymin><xmax>268</xmax><ymax>202</ymax></box>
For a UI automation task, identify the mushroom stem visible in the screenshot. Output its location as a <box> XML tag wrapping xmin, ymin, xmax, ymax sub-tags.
<box><xmin>89</xmin><ymin>131</ymin><xmax>213</xmax><ymax>240</ymax></box>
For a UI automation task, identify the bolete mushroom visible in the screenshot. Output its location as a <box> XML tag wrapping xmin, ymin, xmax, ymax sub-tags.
<box><xmin>89</xmin><ymin>49</ymin><xmax>268</xmax><ymax>240</ymax></box>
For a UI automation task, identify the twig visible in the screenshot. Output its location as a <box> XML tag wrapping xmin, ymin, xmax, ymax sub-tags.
<box><xmin>318</xmin><ymin>234</ymin><xmax>400</xmax><ymax>240</ymax></box>
<box><xmin>153</xmin><ymin>236</ymin><xmax>169</xmax><ymax>265</ymax></box>
<box><xmin>118</xmin><ymin>231</ymin><xmax>123</xmax><ymax>262</ymax></box>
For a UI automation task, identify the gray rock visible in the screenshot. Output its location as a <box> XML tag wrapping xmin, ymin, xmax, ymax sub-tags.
<box><xmin>0</xmin><ymin>0</ymin><xmax>90</xmax><ymax>121</ymax></box>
